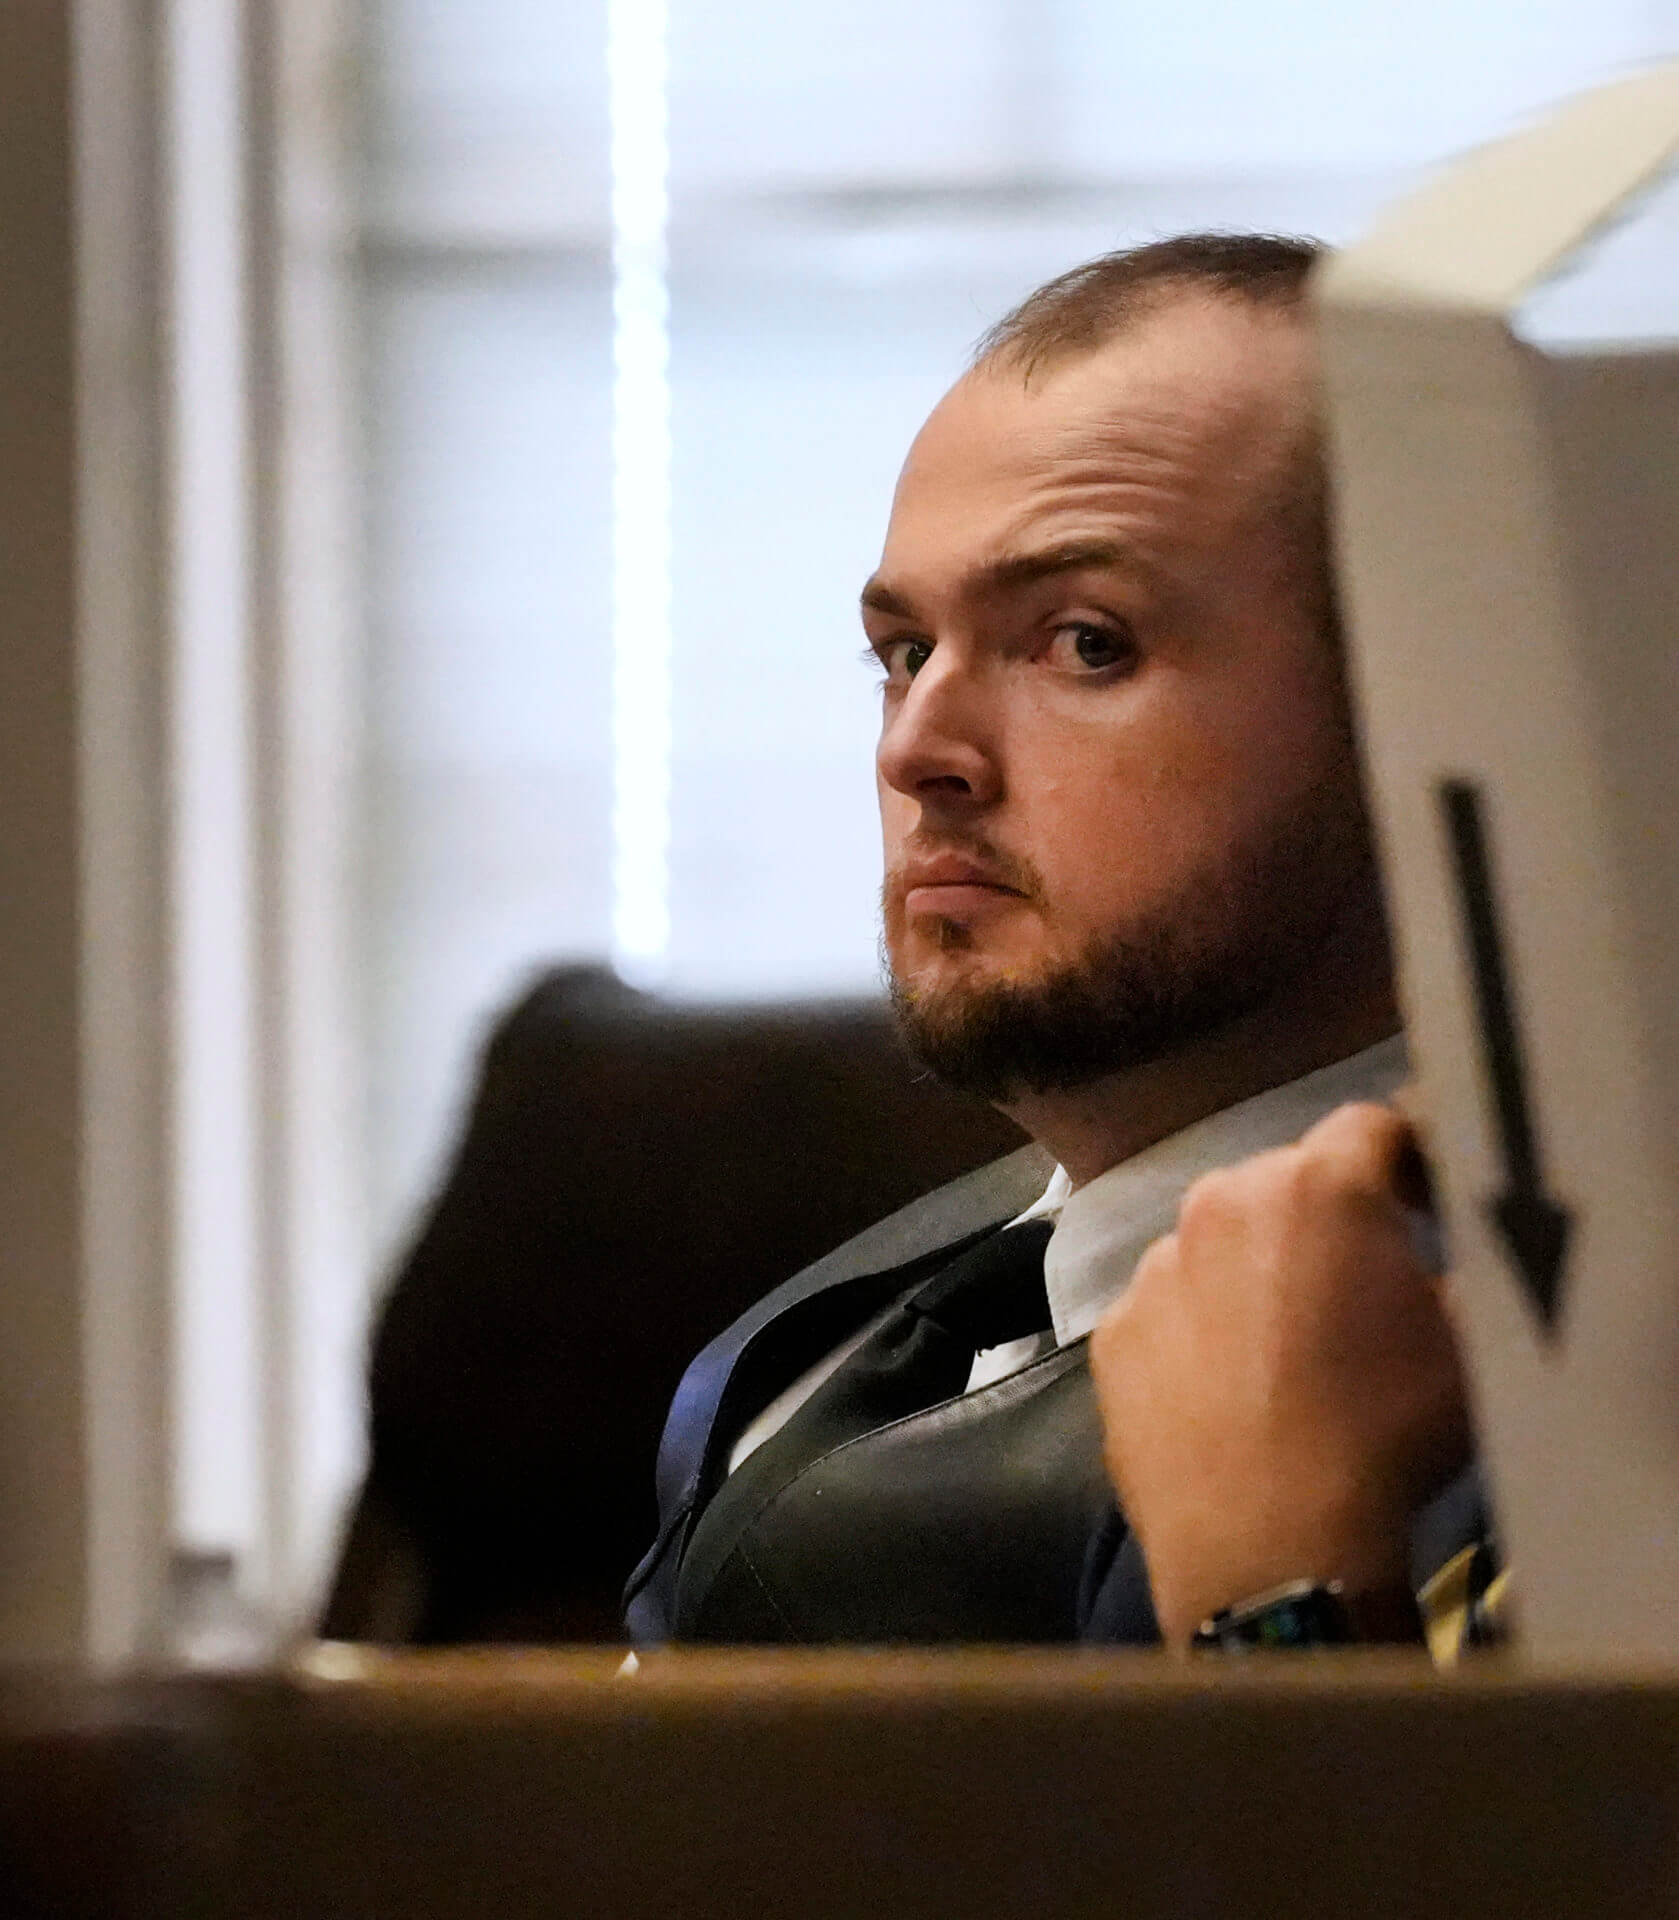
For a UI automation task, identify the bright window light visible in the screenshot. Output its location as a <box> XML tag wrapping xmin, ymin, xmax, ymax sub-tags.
<box><xmin>608</xmin><ymin>0</ymin><xmax>673</xmax><ymax>985</ymax></box>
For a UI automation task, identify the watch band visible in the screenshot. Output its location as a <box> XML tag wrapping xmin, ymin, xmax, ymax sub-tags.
<box><xmin>1192</xmin><ymin>1578</ymin><xmax>1426</xmax><ymax>1651</ymax></box>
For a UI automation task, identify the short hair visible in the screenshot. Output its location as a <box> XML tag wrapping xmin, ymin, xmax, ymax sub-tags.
<box><xmin>973</xmin><ymin>232</ymin><xmax>1327</xmax><ymax>378</ymax></box>
<box><xmin>974</xmin><ymin>232</ymin><xmax>1338</xmax><ymax>651</ymax></box>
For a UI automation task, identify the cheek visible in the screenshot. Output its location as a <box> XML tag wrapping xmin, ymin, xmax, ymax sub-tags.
<box><xmin>1008</xmin><ymin>687</ymin><xmax>1326</xmax><ymax>939</ymax></box>
<box><xmin>877</xmin><ymin>769</ymin><xmax>915</xmax><ymax>855</ymax></box>
<box><xmin>1014</xmin><ymin>704</ymin><xmax>1212</xmax><ymax>889</ymax></box>
<box><xmin>1120</xmin><ymin>655</ymin><xmax>1346</xmax><ymax>830</ymax></box>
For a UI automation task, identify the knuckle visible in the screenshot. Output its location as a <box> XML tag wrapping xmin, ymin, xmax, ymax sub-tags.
<box><xmin>1090</xmin><ymin>1294</ymin><xmax>1136</xmax><ymax>1373</ymax></box>
<box><xmin>1287</xmin><ymin>1137</ymin><xmax>1381</xmax><ymax>1217</ymax></box>
<box><xmin>1308</xmin><ymin>1100</ymin><xmax>1407</xmax><ymax>1183</ymax></box>
<box><xmin>1094</xmin><ymin>1235</ymin><xmax>1176</xmax><ymax>1370</ymax></box>
<box><xmin>1310</xmin><ymin>1098</ymin><xmax>1395</xmax><ymax>1145</ymax></box>
<box><xmin>1184</xmin><ymin>1146</ymin><xmax>1307</xmax><ymax>1230</ymax></box>
<box><xmin>1284</xmin><ymin>1150</ymin><xmax>1348</xmax><ymax>1214</ymax></box>
<box><xmin>1130</xmin><ymin>1230</ymin><xmax>1179</xmax><ymax>1290</ymax></box>
<box><xmin>1176</xmin><ymin>1167</ymin><xmax>1240</xmax><ymax>1235</ymax></box>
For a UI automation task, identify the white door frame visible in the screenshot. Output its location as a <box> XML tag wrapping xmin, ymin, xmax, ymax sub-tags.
<box><xmin>0</xmin><ymin>0</ymin><xmax>366</xmax><ymax>1666</ymax></box>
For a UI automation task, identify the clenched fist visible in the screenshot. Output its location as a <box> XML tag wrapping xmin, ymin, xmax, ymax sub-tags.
<box><xmin>1089</xmin><ymin>1101</ymin><xmax>1472</xmax><ymax>1647</ymax></box>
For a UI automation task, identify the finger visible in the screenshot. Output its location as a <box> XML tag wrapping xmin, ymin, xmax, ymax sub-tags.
<box><xmin>1295</xmin><ymin>1099</ymin><xmax>1417</xmax><ymax>1195</ymax></box>
<box><xmin>1112</xmin><ymin>1230</ymin><xmax>1179</xmax><ymax>1315</ymax></box>
<box><xmin>1174</xmin><ymin>1147</ymin><xmax>1297</xmax><ymax>1242</ymax></box>
<box><xmin>1092</xmin><ymin>1230</ymin><xmax>1177</xmax><ymax>1373</ymax></box>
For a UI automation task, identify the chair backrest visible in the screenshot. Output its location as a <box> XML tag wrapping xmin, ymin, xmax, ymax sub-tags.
<box><xmin>327</xmin><ymin>966</ymin><xmax>1026</xmax><ymax>1643</ymax></box>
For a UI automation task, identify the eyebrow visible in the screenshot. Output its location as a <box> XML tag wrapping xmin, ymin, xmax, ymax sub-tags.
<box><xmin>860</xmin><ymin>537</ymin><xmax>1132</xmax><ymax>620</ymax></box>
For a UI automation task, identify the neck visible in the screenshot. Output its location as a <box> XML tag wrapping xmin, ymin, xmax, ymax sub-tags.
<box><xmin>999</xmin><ymin>978</ymin><xmax>1401</xmax><ymax>1190</ymax></box>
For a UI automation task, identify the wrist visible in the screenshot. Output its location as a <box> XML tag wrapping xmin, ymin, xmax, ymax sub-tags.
<box><xmin>1151</xmin><ymin>1532</ymin><xmax>1414</xmax><ymax>1649</ymax></box>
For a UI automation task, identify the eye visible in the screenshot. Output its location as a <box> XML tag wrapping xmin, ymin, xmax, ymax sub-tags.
<box><xmin>869</xmin><ymin>636</ymin><xmax>933</xmax><ymax>682</ymax></box>
<box><xmin>1047</xmin><ymin>620</ymin><xmax>1139</xmax><ymax>675</ymax></box>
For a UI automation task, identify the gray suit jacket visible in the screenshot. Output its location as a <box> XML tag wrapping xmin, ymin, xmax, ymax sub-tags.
<box><xmin>623</xmin><ymin>1144</ymin><xmax>1056</xmax><ymax>1643</ymax></box>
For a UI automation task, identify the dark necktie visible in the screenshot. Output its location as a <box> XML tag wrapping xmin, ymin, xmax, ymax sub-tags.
<box><xmin>672</xmin><ymin>1215</ymin><xmax>1096</xmax><ymax>1641</ymax></box>
<box><xmin>744</xmin><ymin>1216</ymin><xmax>1057</xmax><ymax>1476</ymax></box>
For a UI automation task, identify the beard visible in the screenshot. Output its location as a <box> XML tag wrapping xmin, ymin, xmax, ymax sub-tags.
<box><xmin>884</xmin><ymin>774</ymin><xmax>1382</xmax><ymax>1105</ymax></box>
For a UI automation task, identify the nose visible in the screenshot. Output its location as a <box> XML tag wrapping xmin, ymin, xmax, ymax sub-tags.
<box><xmin>875</xmin><ymin>646</ymin><xmax>1001</xmax><ymax>810</ymax></box>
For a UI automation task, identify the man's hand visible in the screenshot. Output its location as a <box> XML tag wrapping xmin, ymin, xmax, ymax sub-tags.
<box><xmin>1089</xmin><ymin>1101</ymin><xmax>1472</xmax><ymax>1647</ymax></box>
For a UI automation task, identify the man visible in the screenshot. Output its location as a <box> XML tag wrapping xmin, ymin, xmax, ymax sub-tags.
<box><xmin>625</xmin><ymin>233</ymin><xmax>1475</xmax><ymax>1647</ymax></box>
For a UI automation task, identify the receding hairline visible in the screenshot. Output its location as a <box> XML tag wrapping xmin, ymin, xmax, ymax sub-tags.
<box><xmin>957</xmin><ymin>232</ymin><xmax>1338</xmax><ymax>651</ymax></box>
<box><xmin>971</xmin><ymin>231</ymin><xmax>1327</xmax><ymax>384</ymax></box>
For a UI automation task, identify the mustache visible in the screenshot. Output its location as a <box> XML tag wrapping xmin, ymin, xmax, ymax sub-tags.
<box><xmin>881</xmin><ymin>832</ymin><xmax>1045</xmax><ymax>911</ymax></box>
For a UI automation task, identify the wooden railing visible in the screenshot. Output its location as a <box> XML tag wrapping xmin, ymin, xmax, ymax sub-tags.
<box><xmin>2</xmin><ymin>1647</ymin><xmax>1676</xmax><ymax>1917</ymax></box>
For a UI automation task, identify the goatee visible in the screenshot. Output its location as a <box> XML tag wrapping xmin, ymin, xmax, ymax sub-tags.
<box><xmin>885</xmin><ymin>777</ymin><xmax>1381</xmax><ymax>1105</ymax></box>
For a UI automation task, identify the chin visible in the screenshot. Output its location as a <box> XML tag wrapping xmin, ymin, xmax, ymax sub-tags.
<box><xmin>889</xmin><ymin>917</ymin><xmax>1048</xmax><ymax>995</ymax></box>
<box><xmin>884</xmin><ymin>902</ymin><xmax>1307</xmax><ymax>1106</ymax></box>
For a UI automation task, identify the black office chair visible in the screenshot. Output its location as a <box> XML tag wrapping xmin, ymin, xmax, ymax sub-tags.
<box><xmin>322</xmin><ymin>965</ymin><xmax>1025</xmax><ymax>1643</ymax></box>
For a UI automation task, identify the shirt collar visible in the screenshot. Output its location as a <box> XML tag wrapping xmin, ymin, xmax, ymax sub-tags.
<box><xmin>1038</xmin><ymin>1034</ymin><xmax>1411</xmax><ymax>1346</ymax></box>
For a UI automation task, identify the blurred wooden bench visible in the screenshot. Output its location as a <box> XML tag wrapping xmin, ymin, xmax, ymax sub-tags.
<box><xmin>4</xmin><ymin>1650</ymin><xmax>1678</xmax><ymax>1918</ymax></box>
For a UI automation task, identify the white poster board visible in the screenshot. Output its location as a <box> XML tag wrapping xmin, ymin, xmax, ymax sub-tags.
<box><xmin>1317</xmin><ymin>64</ymin><xmax>1679</xmax><ymax>1662</ymax></box>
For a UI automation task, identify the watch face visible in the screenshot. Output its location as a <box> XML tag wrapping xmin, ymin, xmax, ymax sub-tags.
<box><xmin>1196</xmin><ymin>1583</ymin><xmax>1355</xmax><ymax>1652</ymax></box>
<box><xmin>1245</xmin><ymin>1589</ymin><xmax>1351</xmax><ymax>1648</ymax></box>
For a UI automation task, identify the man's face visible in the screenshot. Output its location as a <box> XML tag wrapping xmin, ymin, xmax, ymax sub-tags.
<box><xmin>864</xmin><ymin>296</ymin><xmax>1378</xmax><ymax>1101</ymax></box>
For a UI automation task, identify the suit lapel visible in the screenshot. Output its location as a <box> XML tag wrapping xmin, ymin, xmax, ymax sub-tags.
<box><xmin>625</xmin><ymin>1144</ymin><xmax>1054</xmax><ymax>1637</ymax></box>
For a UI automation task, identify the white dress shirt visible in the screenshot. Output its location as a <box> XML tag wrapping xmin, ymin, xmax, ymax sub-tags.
<box><xmin>727</xmin><ymin>1035</ymin><xmax>1409</xmax><ymax>1474</ymax></box>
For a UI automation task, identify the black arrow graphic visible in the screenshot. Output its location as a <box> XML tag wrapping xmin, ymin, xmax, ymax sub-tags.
<box><xmin>1439</xmin><ymin>777</ymin><xmax>1572</xmax><ymax>1336</ymax></box>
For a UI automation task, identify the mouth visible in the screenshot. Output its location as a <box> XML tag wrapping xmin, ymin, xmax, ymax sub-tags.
<box><xmin>897</xmin><ymin>856</ymin><xmax>1029</xmax><ymax>922</ymax></box>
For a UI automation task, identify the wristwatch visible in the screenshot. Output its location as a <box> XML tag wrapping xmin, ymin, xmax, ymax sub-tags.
<box><xmin>1192</xmin><ymin>1578</ymin><xmax>1425</xmax><ymax>1651</ymax></box>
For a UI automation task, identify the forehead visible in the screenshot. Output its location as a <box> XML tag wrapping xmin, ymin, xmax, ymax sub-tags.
<box><xmin>879</xmin><ymin>298</ymin><xmax>1310</xmax><ymax>593</ymax></box>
